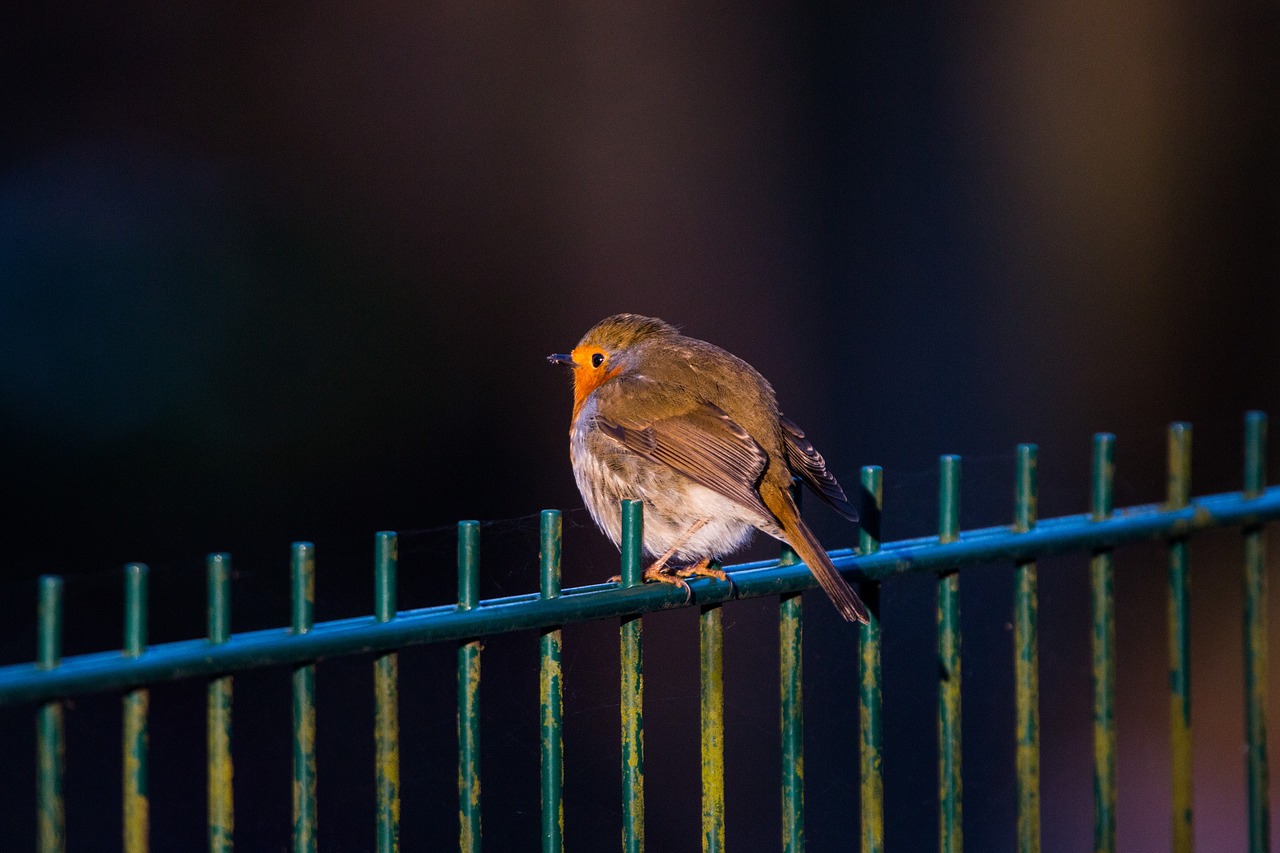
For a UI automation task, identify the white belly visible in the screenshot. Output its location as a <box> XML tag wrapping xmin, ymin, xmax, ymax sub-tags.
<box><xmin>570</xmin><ymin>403</ymin><xmax>770</xmax><ymax>563</ymax></box>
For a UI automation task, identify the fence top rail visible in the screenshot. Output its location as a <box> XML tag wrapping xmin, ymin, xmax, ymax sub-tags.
<box><xmin>1</xmin><ymin>484</ymin><xmax>1276</xmax><ymax>707</ymax></box>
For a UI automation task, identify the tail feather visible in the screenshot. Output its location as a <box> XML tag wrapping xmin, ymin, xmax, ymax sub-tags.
<box><xmin>768</xmin><ymin>487</ymin><xmax>869</xmax><ymax>624</ymax></box>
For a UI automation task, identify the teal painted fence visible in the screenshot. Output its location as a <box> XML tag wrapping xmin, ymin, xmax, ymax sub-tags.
<box><xmin>4</xmin><ymin>414</ymin><xmax>1275</xmax><ymax>852</ymax></box>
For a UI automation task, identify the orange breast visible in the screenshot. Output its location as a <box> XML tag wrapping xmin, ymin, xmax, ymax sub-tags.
<box><xmin>571</xmin><ymin>365</ymin><xmax>621</xmax><ymax>423</ymax></box>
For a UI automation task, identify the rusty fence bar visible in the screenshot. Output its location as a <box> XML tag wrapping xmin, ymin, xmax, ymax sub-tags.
<box><xmin>1167</xmin><ymin>423</ymin><xmax>1194</xmax><ymax>853</ymax></box>
<box><xmin>373</xmin><ymin>532</ymin><xmax>400</xmax><ymax>853</ymax></box>
<box><xmin>700</xmin><ymin>598</ymin><xmax>725</xmax><ymax>853</ymax></box>
<box><xmin>36</xmin><ymin>575</ymin><xmax>64</xmax><ymax>853</ymax></box>
<box><xmin>291</xmin><ymin>542</ymin><xmax>317</xmax><ymax>853</ymax></box>
<box><xmin>1243</xmin><ymin>412</ymin><xmax>1270</xmax><ymax>853</ymax></box>
<box><xmin>207</xmin><ymin>553</ymin><xmax>233</xmax><ymax>853</ymax></box>
<box><xmin>122</xmin><ymin>562</ymin><xmax>149</xmax><ymax>853</ymax></box>
<box><xmin>539</xmin><ymin>510</ymin><xmax>565</xmax><ymax>853</ymax></box>
<box><xmin>1091</xmin><ymin>432</ymin><xmax>1118</xmax><ymax>853</ymax></box>
<box><xmin>1</xmin><ymin>415</ymin><xmax>1274</xmax><ymax>851</ymax></box>
<box><xmin>1013</xmin><ymin>444</ymin><xmax>1041</xmax><ymax>853</ymax></box>
<box><xmin>619</xmin><ymin>499</ymin><xmax>645</xmax><ymax>853</ymax></box>
<box><xmin>937</xmin><ymin>455</ymin><xmax>963</xmax><ymax>853</ymax></box>
<box><xmin>457</xmin><ymin>521</ymin><xmax>482</xmax><ymax>853</ymax></box>
<box><xmin>859</xmin><ymin>464</ymin><xmax>885</xmax><ymax>853</ymax></box>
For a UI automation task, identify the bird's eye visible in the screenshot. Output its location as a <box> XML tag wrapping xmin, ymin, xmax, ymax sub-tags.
<box><xmin>591</xmin><ymin>352</ymin><xmax>605</xmax><ymax>368</ymax></box>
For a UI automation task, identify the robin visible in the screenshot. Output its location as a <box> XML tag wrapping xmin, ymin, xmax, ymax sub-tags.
<box><xmin>548</xmin><ymin>313</ymin><xmax>869</xmax><ymax>624</ymax></box>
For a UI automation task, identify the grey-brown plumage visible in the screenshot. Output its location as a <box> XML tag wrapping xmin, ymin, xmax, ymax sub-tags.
<box><xmin>550</xmin><ymin>313</ymin><xmax>868</xmax><ymax>623</ymax></box>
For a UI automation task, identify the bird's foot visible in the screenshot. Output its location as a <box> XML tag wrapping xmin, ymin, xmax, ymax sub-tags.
<box><xmin>610</xmin><ymin>563</ymin><xmax>693</xmax><ymax>603</ymax></box>
<box><xmin>611</xmin><ymin>545</ymin><xmax>729</xmax><ymax>607</ymax></box>
<box><xmin>609</xmin><ymin>561</ymin><xmax>694</xmax><ymax>604</ymax></box>
<box><xmin>673</xmin><ymin>557</ymin><xmax>728</xmax><ymax>583</ymax></box>
<box><xmin>642</xmin><ymin>565</ymin><xmax>694</xmax><ymax>604</ymax></box>
<box><xmin>675</xmin><ymin>558</ymin><xmax>735</xmax><ymax>599</ymax></box>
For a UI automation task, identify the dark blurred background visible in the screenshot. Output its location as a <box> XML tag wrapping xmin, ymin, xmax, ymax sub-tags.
<box><xmin>2</xmin><ymin>2</ymin><xmax>1278</xmax><ymax>851</ymax></box>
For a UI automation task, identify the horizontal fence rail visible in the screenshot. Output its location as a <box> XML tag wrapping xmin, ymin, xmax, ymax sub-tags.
<box><xmin>4</xmin><ymin>487</ymin><xmax>1275</xmax><ymax>708</ymax></box>
<box><xmin>3</xmin><ymin>414</ymin><xmax>1274</xmax><ymax>853</ymax></box>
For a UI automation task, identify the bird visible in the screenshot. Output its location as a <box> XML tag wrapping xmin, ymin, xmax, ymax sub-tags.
<box><xmin>548</xmin><ymin>313</ymin><xmax>869</xmax><ymax>624</ymax></box>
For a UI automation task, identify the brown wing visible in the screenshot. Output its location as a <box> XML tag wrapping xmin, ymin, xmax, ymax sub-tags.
<box><xmin>779</xmin><ymin>414</ymin><xmax>858</xmax><ymax>522</ymax></box>
<box><xmin>594</xmin><ymin>402</ymin><xmax>772</xmax><ymax>520</ymax></box>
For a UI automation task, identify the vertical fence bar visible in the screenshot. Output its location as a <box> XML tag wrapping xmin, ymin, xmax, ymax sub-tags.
<box><xmin>291</xmin><ymin>542</ymin><xmax>317</xmax><ymax>853</ymax></box>
<box><xmin>938</xmin><ymin>455</ymin><xmax>962</xmax><ymax>853</ymax></box>
<box><xmin>207</xmin><ymin>554</ymin><xmax>234</xmax><ymax>853</ymax></box>
<box><xmin>1014</xmin><ymin>445</ymin><xmax>1041</xmax><ymax>853</ymax></box>
<box><xmin>123</xmin><ymin>563</ymin><xmax>150</xmax><ymax>853</ymax></box>
<box><xmin>1167</xmin><ymin>423</ymin><xmax>1193</xmax><ymax>853</ymax></box>
<box><xmin>780</xmin><ymin>484</ymin><xmax>804</xmax><ymax>853</ymax></box>
<box><xmin>457</xmin><ymin>521</ymin><xmax>482</xmax><ymax>853</ymax></box>
<box><xmin>1243</xmin><ymin>411</ymin><xmax>1269</xmax><ymax>853</ymax></box>
<box><xmin>37</xmin><ymin>575</ymin><xmax>64</xmax><ymax>853</ymax></box>
<box><xmin>697</xmin><ymin>504</ymin><xmax>725</xmax><ymax>853</ymax></box>
<box><xmin>780</xmin><ymin>592</ymin><xmax>803</xmax><ymax>853</ymax></box>
<box><xmin>700</xmin><ymin>601</ymin><xmax>725</xmax><ymax>853</ymax></box>
<box><xmin>539</xmin><ymin>510</ymin><xmax>565</xmax><ymax>853</ymax></box>
<box><xmin>620</xmin><ymin>500</ymin><xmax>645</xmax><ymax>853</ymax></box>
<box><xmin>1091</xmin><ymin>433</ymin><xmax>1117</xmax><ymax>853</ymax></box>
<box><xmin>374</xmin><ymin>532</ymin><xmax>400</xmax><ymax>853</ymax></box>
<box><xmin>859</xmin><ymin>465</ymin><xmax>885</xmax><ymax>853</ymax></box>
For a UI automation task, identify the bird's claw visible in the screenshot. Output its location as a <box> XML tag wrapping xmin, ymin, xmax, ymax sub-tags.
<box><xmin>611</xmin><ymin>558</ymin><xmax>731</xmax><ymax>606</ymax></box>
<box><xmin>643</xmin><ymin>566</ymin><xmax>694</xmax><ymax>604</ymax></box>
<box><xmin>675</xmin><ymin>558</ymin><xmax>736</xmax><ymax>598</ymax></box>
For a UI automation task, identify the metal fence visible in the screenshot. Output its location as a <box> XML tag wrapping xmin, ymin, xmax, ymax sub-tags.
<box><xmin>2</xmin><ymin>414</ymin><xmax>1277</xmax><ymax>852</ymax></box>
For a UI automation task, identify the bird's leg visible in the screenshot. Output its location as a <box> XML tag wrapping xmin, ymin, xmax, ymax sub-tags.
<box><xmin>645</xmin><ymin>518</ymin><xmax>709</xmax><ymax>574</ymax></box>
<box><xmin>606</xmin><ymin>518</ymin><xmax>712</xmax><ymax>605</ymax></box>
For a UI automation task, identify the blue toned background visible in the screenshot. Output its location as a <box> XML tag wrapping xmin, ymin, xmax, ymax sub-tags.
<box><xmin>2</xmin><ymin>2</ymin><xmax>1278</xmax><ymax>850</ymax></box>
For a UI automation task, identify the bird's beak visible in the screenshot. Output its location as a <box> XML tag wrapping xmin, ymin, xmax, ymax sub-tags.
<box><xmin>547</xmin><ymin>353</ymin><xmax>575</xmax><ymax>366</ymax></box>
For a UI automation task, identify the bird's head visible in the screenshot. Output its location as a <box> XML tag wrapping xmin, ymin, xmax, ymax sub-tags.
<box><xmin>547</xmin><ymin>314</ymin><xmax>678</xmax><ymax>416</ymax></box>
